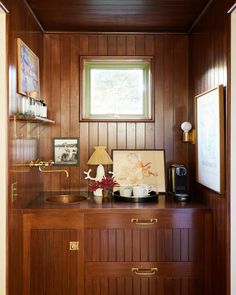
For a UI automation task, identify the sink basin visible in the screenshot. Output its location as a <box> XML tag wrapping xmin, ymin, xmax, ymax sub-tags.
<box><xmin>45</xmin><ymin>194</ymin><xmax>87</xmax><ymax>204</ymax></box>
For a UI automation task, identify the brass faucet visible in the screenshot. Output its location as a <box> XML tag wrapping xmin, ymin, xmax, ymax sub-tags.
<box><xmin>13</xmin><ymin>160</ymin><xmax>69</xmax><ymax>178</ymax></box>
<box><xmin>38</xmin><ymin>166</ymin><xmax>69</xmax><ymax>178</ymax></box>
<box><xmin>13</xmin><ymin>159</ymin><xmax>54</xmax><ymax>167</ymax></box>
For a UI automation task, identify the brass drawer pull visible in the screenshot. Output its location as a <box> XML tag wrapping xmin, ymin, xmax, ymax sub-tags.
<box><xmin>132</xmin><ymin>267</ymin><xmax>158</xmax><ymax>276</ymax></box>
<box><xmin>131</xmin><ymin>218</ymin><xmax>157</xmax><ymax>225</ymax></box>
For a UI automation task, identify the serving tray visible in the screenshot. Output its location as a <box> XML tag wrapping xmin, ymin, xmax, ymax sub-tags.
<box><xmin>113</xmin><ymin>191</ymin><xmax>159</xmax><ymax>203</ymax></box>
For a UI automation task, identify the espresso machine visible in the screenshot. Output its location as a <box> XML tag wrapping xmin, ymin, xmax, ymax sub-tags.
<box><xmin>168</xmin><ymin>164</ymin><xmax>190</xmax><ymax>201</ymax></box>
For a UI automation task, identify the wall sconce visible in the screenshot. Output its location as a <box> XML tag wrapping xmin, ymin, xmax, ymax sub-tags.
<box><xmin>181</xmin><ymin>122</ymin><xmax>196</xmax><ymax>144</ymax></box>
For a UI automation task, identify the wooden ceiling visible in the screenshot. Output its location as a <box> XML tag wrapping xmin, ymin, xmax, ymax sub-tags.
<box><xmin>26</xmin><ymin>0</ymin><xmax>210</xmax><ymax>32</ymax></box>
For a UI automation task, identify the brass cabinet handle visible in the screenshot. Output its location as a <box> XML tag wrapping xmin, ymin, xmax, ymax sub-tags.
<box><xmin>132</xmin><ymin>267</ymin><xmax>158</xmax><ymax>276</ymax></box>
<box><xmin>131</xmin><ymin>218</ymin><xmax>157</xmax><ymax>225</ymax></box>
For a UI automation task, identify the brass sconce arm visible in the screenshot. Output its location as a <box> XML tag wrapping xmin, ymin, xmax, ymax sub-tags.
<box><xmin>38</xmin><ymin>166</ymin><xmax>69</xmax><ymax>178</ymax></box>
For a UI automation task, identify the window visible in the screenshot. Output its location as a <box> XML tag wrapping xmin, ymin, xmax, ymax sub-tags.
<box><xmin>80</xmin><ymin>57</ymin><xmax>153</xmax><ymax>121</ymax></box>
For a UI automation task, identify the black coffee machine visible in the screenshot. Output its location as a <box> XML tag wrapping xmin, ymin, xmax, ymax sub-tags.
<box><xmin>168</xmin><ymin>164</ymin><xmax>190</xmax><ymax>201</ymax></box>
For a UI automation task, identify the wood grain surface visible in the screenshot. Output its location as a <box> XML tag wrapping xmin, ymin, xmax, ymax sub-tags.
<box><xmin>26</xmin><ymin>0</ymin><xmax>209</xmax><ymax>32</ymax></box>
<box><xmin>4</xmin><ymin>0</ymin><xmax>44</xmax><ymax>294</ymax></box>
<box><xmin>189</xmin><ymin>0</ymin><xmax>231</xmax><ymax>294</ymax></box>
<box><xmin>41</xmin><ymin>33</ymin><xmax>189</xmax><ymax>192</ymax></box>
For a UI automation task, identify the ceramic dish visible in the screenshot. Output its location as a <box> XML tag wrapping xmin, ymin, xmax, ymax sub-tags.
<box><xmin>113</xmin><ymin>191</ymin><xmax>158</xmax><ymax>203</ymax></box>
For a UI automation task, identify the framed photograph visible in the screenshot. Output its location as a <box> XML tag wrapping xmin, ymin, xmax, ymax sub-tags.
<box><xmin>112</xmin><ymin>149</ymin><xmax>166</xmax><ymax>193</ymax></box>
<box><xmin>195</xmin><ymin>85</ymin><xmax>225</xmax><ymax>194</ymax></box>
<box><xmin>52</xmin><ymin>138</ymin><xmax>79</xmax><ymax>166</ymax></box>
<box><xmin>17</xmin><ymin>38</ymin><xmax>40</xmax><ymax>98</ymax></box>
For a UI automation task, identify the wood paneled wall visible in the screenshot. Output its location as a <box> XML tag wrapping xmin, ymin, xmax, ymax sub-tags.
<box><xmin>7</xmin><ymin>0</ymin><xmax>44</xmax><ymax>208</ymax></box>
<box><xmin>189</xmin><ymin>1</ymin><xmax>230</xmax><ymax>294</ymax></box>
<box><xmin>4</xmin><ymin>0</ymin><xmax>44</xmax><ymax>294</ymax></box>
<box><xmin>41</xmin><ymin>33</ymin><xmax>189</xmax><ymax>192</ymax></box>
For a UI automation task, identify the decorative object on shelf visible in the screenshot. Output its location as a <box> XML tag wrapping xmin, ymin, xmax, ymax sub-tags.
<box><xmin>195</xmin><ymin>85</ymin><xmax>225</xmax><ymax>194</ymax></box>
<box><xmin>84</xmin><ymin>146</ymin><xmax>114</xmax><ymax>196</ymax></box>
<box><xmin>16</xmin><ymin>92</ymin><xmax>48</xmax><ymax>119</ymax></box>
<box><xmin>28</xmin><ymin>97</ymin><xmax>46</xmax><ymax>118</ymax></box>
<box><xmin>112</xmin><ymin>149</ymin><xmax>166</xmax><ymax>193</ymax></box>
<box><xmin>17</xmin><ymin>38</ymin><xmax>40</xmax><ymax>98</ymax></box>
<box><xmin>88</xmin><ymin>176</ymin><xmax>119</xmax><ymax>198</ymax></box>
<box><xmin>181</xmin><ymin>121</ymin><xmax>196</xmax><ymax>144</ymax></box>
<box><xmin>84</xmin><ymin>146</ymin><xmax>113</xmax><ymax>181</ymax></box>
<box><xmin>52</xmin><ymin>138</ymin><xmax>79</xmax><ymax>166</ymax></box>
<box><xmin>40</xmin><ymin>100</ymin><xmax>47</xmax><ymax>118</ymax></box>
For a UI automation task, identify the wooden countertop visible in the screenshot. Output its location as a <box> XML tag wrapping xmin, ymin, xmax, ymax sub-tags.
<box><xmin>23</xmin><ymin>191</ymin><xmax>210</xmax><ymax>213</ymax></box>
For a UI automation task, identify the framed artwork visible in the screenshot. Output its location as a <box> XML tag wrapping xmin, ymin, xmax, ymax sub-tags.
<box><xmin>195</xmin><ymin>85</ymin><xmax>225</xmax><ymax>194</ymax></box>
<box><xmin>52</xmin><ymin>138</ymin><xmax>79</xmax><ymax>166</ymax></box>
<box><xmin>17</xmin><ymin>38</ymin><xmax>40</xmax><ymax>98</ymax></box>
<box><xmin>112</xmin><ymin>149</ymin><xmax>166</xmax><ymax>193</ymax></box>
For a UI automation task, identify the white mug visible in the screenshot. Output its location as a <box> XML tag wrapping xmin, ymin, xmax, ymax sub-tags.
<box><xmin>133</xmin><ymin>185</ymin><xmax>149</xmax><ymax>197</ymax></box>
<box><xmin>139</xmin><ymin>184</ymin><xmax>152</xmax><ymax>192</ymax></box>
<box><xmin>119</xmin><ymin>186</ymin><xmax>132</xmax><ymax>197</ymax></box>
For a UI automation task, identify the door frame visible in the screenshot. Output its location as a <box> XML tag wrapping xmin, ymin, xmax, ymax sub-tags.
<box><xmin>0</xmin><ymin>2</ymin><xmax>9</xmax><ymax>295</ymax></box>
<box><xmin>230</xmin><ymin>8</ymin><xmax>236</xmax><ymax>295</ymax></box>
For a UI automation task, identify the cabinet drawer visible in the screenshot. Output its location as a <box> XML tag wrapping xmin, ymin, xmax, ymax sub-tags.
<box><xmin>85</xmin><ymin>262</ymin><xmax>204</xmax><ymax>295</ymax></box>
<box><xmin>84</xmin><ymin>212</ymin><xmax>204</xmax><ymax>229</ymax></box>
<box><xmin>84</xmin><ymin>213</ymin><xmax>204</xmax><ymax>263</ymax></box>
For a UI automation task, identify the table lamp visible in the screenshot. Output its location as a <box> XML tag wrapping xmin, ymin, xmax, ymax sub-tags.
<box><xmin>84</xmin><ymin>146</ymin><xmax>113</xmax><ymax>181</ymax></box>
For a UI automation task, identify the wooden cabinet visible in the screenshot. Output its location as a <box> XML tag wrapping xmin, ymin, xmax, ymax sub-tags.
<box><xmin>23</xmin><ymin>212</ymin><xmax>84</xmax><ymax>295</ymax></box>
<box><xmin>84</xmin><ymin>211</ymin><xmax>212</xmax><ymax>295</ymax></box>
<box><xmin>23</xmin><ymin>208</ymin><xmax>212</xmax><ymax>295</ymax></box>
<box><xmin>85</xmin><ymin>263</ymin><xmax>204</xmax><ymax>295</ymax></box>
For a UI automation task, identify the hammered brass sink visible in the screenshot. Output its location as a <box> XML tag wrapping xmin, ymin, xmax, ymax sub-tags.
<box><xmin>45</xmin><ymin>194</ymin><xmax>87</xmax><ymax>204</ymax></box>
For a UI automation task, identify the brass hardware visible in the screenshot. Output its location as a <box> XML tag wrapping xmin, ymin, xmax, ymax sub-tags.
<box><xmin>11</xmin><ymin>182</ymin><xmax>18</xmax><ymax>203</ymax></box>
<box><xmin>13</xmin><ymin>159</ymin><xmax>54</xmax><ymax>167</ymax></box>
<box><xmin>131</xmin><ymin>218</ymin><xmax>158</xmax><ymax>225</ymax></box>
<box><xmin>45</xmin><ymin>195</ymin><xmax>86</xmax><ymax>204</ymax></box>
<box><xmin>183</xmin><ymin>129</ymin><xmax>196</xmax><ymax>144</ymax></box>
<box><xmin>69</xmin><ymin>241</ymin><xmax>79</xmax><ymax>251</ymax></box>
<box><xmin>39</xmin><ymin>166</ymin><xmax>69</xmax><ymax>178</ymax></box>
<box><xmin>132</xmin><ymin>267</ymin><xmax>158</xmax><ymax>276</ymax></box>
<box><xmin>12</xmin><ymin>160</ymin><xmax>69</xmax><ymax>177</ymax></box>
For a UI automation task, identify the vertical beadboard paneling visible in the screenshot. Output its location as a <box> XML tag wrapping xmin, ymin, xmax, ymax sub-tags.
<box><xmin>30</xmin><ymin>229</ymin><xmax>79</xmax><ymax>294</ymax></box>
<box><xmin>7</xmin><ymin>1</ymin><xmax>44</xmax><ymax>294</ymax></box>
<box><xmin>84</xmin><ymin>228</ymin><xmax>203</xmax><ymax>263</ymax></box>
<box><xmin>50</xmin><ymin>36</ymin><xmax>61</xmax><ymax>191</ymax></box>
<box><xmin>189</xmin><ymin>1</ymin><xmax>230</xmax><ymax>294</ymax></box>
<box><xmin>86</xmin><ymin>276</ymin><xmax>204</xmax><ymax>295</ymax></box>
<box><xmin>69</xmin><ymin>36</ymin><xmax>81</xmax><ymax>191</ymax></box>
<box><xmin>42</xmin><ymin>33</ymin><xmax>188</xmax><ymax>191</ymax></box>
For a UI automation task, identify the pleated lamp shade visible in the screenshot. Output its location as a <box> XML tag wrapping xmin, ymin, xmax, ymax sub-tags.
<box><xmin>87</xmin><ymin>146</ymin><xmax>113</xmax><ymax>165</ymax></box>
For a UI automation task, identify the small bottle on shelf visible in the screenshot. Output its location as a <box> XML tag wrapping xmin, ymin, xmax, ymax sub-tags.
<box><xmin>35</xmin><ymin>100</ymin><xmax>42</xmax><ymax>117</ymax></box>
<box><xmin>40</xmin><ymin>100</ymin><xmax>47</xmax><ymax>118</ymax></box>
<box><xmin>29</xmin><ymin>97</ymin><xmax>36</xmax><ymax>116</ymax></box>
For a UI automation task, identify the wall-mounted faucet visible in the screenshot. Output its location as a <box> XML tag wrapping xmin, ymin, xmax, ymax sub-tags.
<box><xmin>38</xmin><ymin>166</ymin><xmax>69</xmax><ymax>178</ymax></box>
<box><xmin>13</xmin><ymin>160</ymin><xmax>69</xmax><ymax>178</ymax></box>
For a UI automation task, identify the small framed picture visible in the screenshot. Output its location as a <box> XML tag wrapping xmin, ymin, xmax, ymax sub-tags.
<box><xmin>52</xmin><ymin>138</ymin><xmax>79</xmax><ymax>166</ymax></box>
<box><xmin>112</xmin><ymin>149</ymin><xmax>166</xmax><ymax>193</ymax></box>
